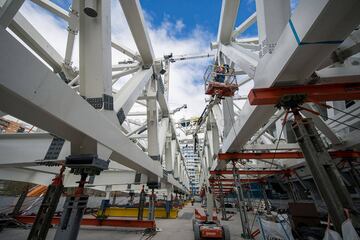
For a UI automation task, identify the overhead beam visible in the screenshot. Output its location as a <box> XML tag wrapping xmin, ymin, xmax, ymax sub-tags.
<box><xmin>218</xmin><ymin>151</ymin><xmax>360</xmax><ymax>160</ymax></box>
<box><xmin>209</xmin><ymin>178</ymin><xmax>263</xmax><ymax>183</ymax></box>
<box><xmin>8</xmin><ymin>12</ymin><xmax>64</xmax><ymax>73</ymax></box>
<box><xmin>316</xmin><ymin>66</ymin><xmax>360</xmax><ymax>84</ymax></box>
<box><xmin>217</xmin><ymin>0</ymin><xmax>240</xmax><ymax>45</ymax></box>
<box><xmin>210</xmin><ymin>169</ymin><xmax>289</xmax><ymax>175</ymax></box>
<box><xmin>113</xmin><ymin>69</ymin><xmax>153</xmax><ymax>124</ymax></box>
<box><xmin>0</xmin><ymin>28</ymin><xmax>162</xmax><ymax>179</ymax></box>
<box><xmin>112</xmin><ymin>66</ymin><xmax>140</xmax><ymax>82</ymax></box>
<box><xmin>31</xmin><ymin>0</ymin><xmax>69</xmax><ymax>21</ymax></box>
<box><xmin>302</xmin><ymin>103</ymin><xmax>342</xmax><ymax>146</ymax></box>
<box><xmin>220</xmin><ymin>43</ymin><xmax>257</xmax><ymax>78</ymax></box>
<box><xmin>231</xmin><ymin>12</ymin><xmax>257</xmax><ymax>39</ymax></box>
<box><xmin>248</xmin><ymin>82</ymin><xmax>360</xmax><ymax>106</ymax></box>
<box><xmin>242</xmin><ymin>143</ymin><xmax>300</xmax><ymax>151</ymax></box>
<box><xmin>0</xmin><ymin>0</ymin><xmax>25</xmax><ymax>28</ymax></box>
<box><xmin>248</xmin><ymin>109</ymin><xmax>284</xmax><ymax>144</ymax></box>
<box><xmin>112</xmin><ymin>41</ymin><xmax>142</xmax><ymax>62</ymax></box>
<box><xmin>118</xmin><ymin>0</ymin><xmax>154</xmax><ymax>65</ymax></box>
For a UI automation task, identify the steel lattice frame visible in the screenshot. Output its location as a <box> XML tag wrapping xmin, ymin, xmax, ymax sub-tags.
<box><xmin>0</xmin><ymin>0</ymin><xmax>360</xmax><ymax>201</ymax></box>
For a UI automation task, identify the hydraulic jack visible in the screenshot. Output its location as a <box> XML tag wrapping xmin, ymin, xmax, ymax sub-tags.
<box><xmin>280</xmin><ymin>95</ymin><xmax>359</xmax><ymax>232</ymax></box>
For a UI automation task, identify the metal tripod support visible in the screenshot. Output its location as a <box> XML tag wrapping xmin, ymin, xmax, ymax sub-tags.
<box><xmin>216</xmin><ymin>175</ymin><xmax>227</xmax><ymax>220</ymax></box>
<box><xmin>11</xmin><ymin>185</ymin><xmax>29</xmax><ymax>217</ymax></box>
<box><xmin>232</xmin><ymin>161</ymin><xmax>251</xmax><ymax>239</ymax></box>
<box><xmin>289</xmin><ymin>106</ymin><xmax>357</xmax><ymax>232</ymax></box>
<box><xmin>347</xmin><ymin>159</ymin><xmax>360</xmax><ymax>193</ymax></box>
<box><xmin>27</xmin><ymin>166</ymin><xmax>65</xmax><ymax>240</ymax></box>
<box><xmin>148</xmin><ymin>188</ymin><xmax>156</xmax><ymax>220</ymax></box>
<box><xmin>137</xmin><ymin>186</ymin><xmax>146</xmax><ymax>220</ymax></box>
<box><xmin>260</xmin><ymin>183</ymin><xmax>271</xmax><ymax>215</ymax></box>
<box><xmin>245</xmin><ymin>184</ymin><xmax>253</xmax><ymax>211</ymax></box>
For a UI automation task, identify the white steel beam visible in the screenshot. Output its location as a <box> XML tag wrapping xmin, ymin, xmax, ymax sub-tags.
<box><xmin>112</xmin><ymin>66</ymin><xmax>140</xmax><ymax>82</ymax></box>
<box><xmin>112</xmin><ymin>41</ymin><xmax>142</xmax><ymax>62</ymax></box>
<box><xmin>0</xmin><ymin>133</ymin><xmax>68</xmax><ymax>167</ymax></box>
<box><xmin>112</xmin><ymin>62</ymin><xmax>140</xmax><ymax>71</ymax></box>
<box><xmin>231</xmin><ymin>12</ymin><xmax>257</xmax><ymax>39</ymax></box>
<box><xmin>170</xmin><ymin>140</ymin><xmax>176</xmax><ymax>172</ymax></box>
<box><xmin>118</xmin><ymin>0</ymin><xmax>154</xmax><ymax>65</ymax></box>
<box><xmin>113</xmin><ymin>69</ymin><xmax>153</xmax><ymax>124</ymax></box>
<box><xmin>220</xmin><ymin>43</ymin><xmax>257</xmax><ymax>78</ymax></box>
<box><xmin>0</xmin><ymin>168</ymin><xmax>53</xmax><ymax>185</ymax></box>
<box><xmin>164</xmin><ymin>133</ymin><xmax>173</xmax><ymax>174</ymax></box>
<box><xmin>242</xmin><ymin>143</ymin><xmax>300</xmax><ymax>151</ymax></box>
<box><xmin>0</xmin><ymin>166</ymin><xmax>147</xmax><ymax>187</ymax></box>
<box><xmin>0</xmin><ymin>0</ymin><xmax>25</xmax><ymax>28</ymax></box>
<box><xmin>255</xmin><ymin>0</ymin><xmax>290</xmax><ymax>57</ymax></box>
<box><xmin>63</xmin><ymin>170</ymin><xmax>146</xmax><ymax>187</ymax></box>
<box><xmin>8</xmin><ymin>12</ymin><xmax>64</xmax><ymax>73</ymax></box>
<box><xmin>158</xmin><ymin>118</ymin><xmax>169</xmax><ymax>158</ymax></box>
<box><xmin>220</xmin><ymin>0</ymin><xmax>360</xmax><ymax>166</ymax></box>
<box><xmin>316</xmin><ymin>65</ymin><xmax>360</xmax><ymax>84</ymax></box>
<box><xmin>31</xmin><ymin>0</ymin><xmax>69</xmax><ymax>21</ymax></box>
<box><xmin>217</xmin><ymin>0</ymin><xmax>240</xmax><ymax>45</ymax></box>
<box><xmin>223</xmin><ymin>97</ymin><xmax>235</xmax><ymax>138</ymax></box>
<box><xmin>211</xmin><ymin>104</ymin><xmax>224</xmax><ymax>138</ymax></box>
<box><xmin>0</xmin><ymin>28</ymin><xmax>163</xmax><ymax>180</ymax></box>
<box><xmin>146</xmin><ymin>78</ymin><xmax>160</xmax><ymax>160</ymax></box>
<box><xmin>157</xmin><ymin>87</ymin><xmax>170</xmax><ymax>117</ymax></box>
<box><xmin>64</xmin><ymin>0</ymin><xmax>79</xmax><ymax>69</ymax></box>
<box><xmin>248</xmin><ymin>109</ymin><xmax>284</xmax><ymax>144</ymax></box>
<box><xmin>302</xmin><ymin>103</ymin><xmax>342</xmax><ymax>146</ymax></box>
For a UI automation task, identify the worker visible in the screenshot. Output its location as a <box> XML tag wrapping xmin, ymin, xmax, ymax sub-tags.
<box><xmin>214</xmin><ymin>65</ymin><xmax>225</xmax><ymax>83</ymax></box>
<box><xmin>224</xmin><ymin>64</ymin><xmax>230</xmax><ymax>75</ymax></box>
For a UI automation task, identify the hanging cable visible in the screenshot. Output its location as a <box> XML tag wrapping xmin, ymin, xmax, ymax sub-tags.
<box><xmin>314</xmin><ymin>102</ymin><xmax>360</xmax><ymax>121</ymax></box>
<box><xmin>320</xmin><ymin>114</ymin><xmax>360</xmax><ymax>131</ymax></box>
<box><xmin>268</xmin><ymin>110</ymin><xmax>288</xmax><ymax>171</ymax></box>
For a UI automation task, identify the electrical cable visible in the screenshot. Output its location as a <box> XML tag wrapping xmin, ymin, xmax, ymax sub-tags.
<box><xmin>319</xmin><ymin>114</ymin><xmax>360</xmax><ymax>131</ymax></box>
<box><xmin>268</xmin><ymin>115</ymin><xmax>287</xmax><ymax>171</ymax></box>
<box><xmin>314</xmin><ymin>102</ymin><xmax>360</xmax><ymax>121</ymax></box>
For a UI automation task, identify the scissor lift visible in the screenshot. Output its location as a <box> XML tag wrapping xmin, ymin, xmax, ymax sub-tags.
<box><xmin>192</xmin><ymin>208</ymin><xmax>230</xmax><ymax>240</ymax></box>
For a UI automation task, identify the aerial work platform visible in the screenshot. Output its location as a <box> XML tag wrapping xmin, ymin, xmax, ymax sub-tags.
<box><xmin>204</xmin><ymin>64</ymin><xmax>239</xmax><ymax>97</ymax></box>
<box><xmin>205</xmin><ymin>82</ymin><xmax>239</xmax><ymax>97</ymax></box>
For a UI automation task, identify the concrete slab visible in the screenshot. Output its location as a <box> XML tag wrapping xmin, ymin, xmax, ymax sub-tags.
<box><xmin>0</xmin><ymin>203</ymin><xmax>255</xmax><ymax>240</ymax></box>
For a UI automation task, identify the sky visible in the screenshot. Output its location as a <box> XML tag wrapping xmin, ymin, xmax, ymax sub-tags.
<box><xmin>16</xmin><ymin>0</ymin><xmax>296</xmax><ymax>122</ymax></box>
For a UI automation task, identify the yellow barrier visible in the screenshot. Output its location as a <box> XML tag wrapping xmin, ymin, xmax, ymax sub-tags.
<box><xmin>98</xmin><ymin>207</ymin><xmax>178</xmax><ymax>219</ymax></box>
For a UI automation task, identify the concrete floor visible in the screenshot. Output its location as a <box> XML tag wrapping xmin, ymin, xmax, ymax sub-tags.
<box><xmin>0</xmin><ymin>203</ymin><xmax>253</xmax><ymax>240</ymax></box>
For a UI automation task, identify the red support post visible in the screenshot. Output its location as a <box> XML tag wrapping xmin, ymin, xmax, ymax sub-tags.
<box><xmin>210</xmin><ymin>169</ymin><xmax>291</xmax><ymax>175</ymax></box>
<box><xmin>218</xmin><ymin>151</ymin><xmax>360</xmax><ymax>160</ymax></box>
<box><xmin>16</xmin><ymin>216</ymin><xmax>156</xmax><ymax>229</ymax></box>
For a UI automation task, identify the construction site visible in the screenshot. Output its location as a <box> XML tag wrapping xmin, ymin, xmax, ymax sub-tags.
<box><xmin>1</xmin><ymin>0</ymin><xmax>360</xmax><ymax>239</ymax></box>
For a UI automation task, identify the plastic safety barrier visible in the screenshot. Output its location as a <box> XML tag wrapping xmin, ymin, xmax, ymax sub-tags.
<box><xmin>258</xmin><ymin>215</ymin><xmax>295</xmax><ymax>240</ymax></box>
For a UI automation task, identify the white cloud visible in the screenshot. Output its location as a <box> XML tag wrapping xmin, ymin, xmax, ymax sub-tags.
<box><xmin>19</xmin><ymin>0</ymin><xmax>213</xmax><ymax>122</ymax></box>
<box><xmin>175</xmin><ymin>19</ymin><xmax>185</xmax><ymax>32</ymax></box>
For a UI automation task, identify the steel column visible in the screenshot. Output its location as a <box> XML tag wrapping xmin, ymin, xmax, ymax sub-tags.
<box><xmin>79</xmin><ymin>0</ymin><xmax>112</xmax><ymax>101</ymax></box>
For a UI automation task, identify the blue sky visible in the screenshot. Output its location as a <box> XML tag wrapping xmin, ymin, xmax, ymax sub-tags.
<box><xmin>141</xmin><ymin>0</ymin><xmax>258</xmax><ymax>38</ymax></box>
<box><xmin>51</xmin><ymin>0</ymin><xmax>258</xmax><ymax>39</ymax></box>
